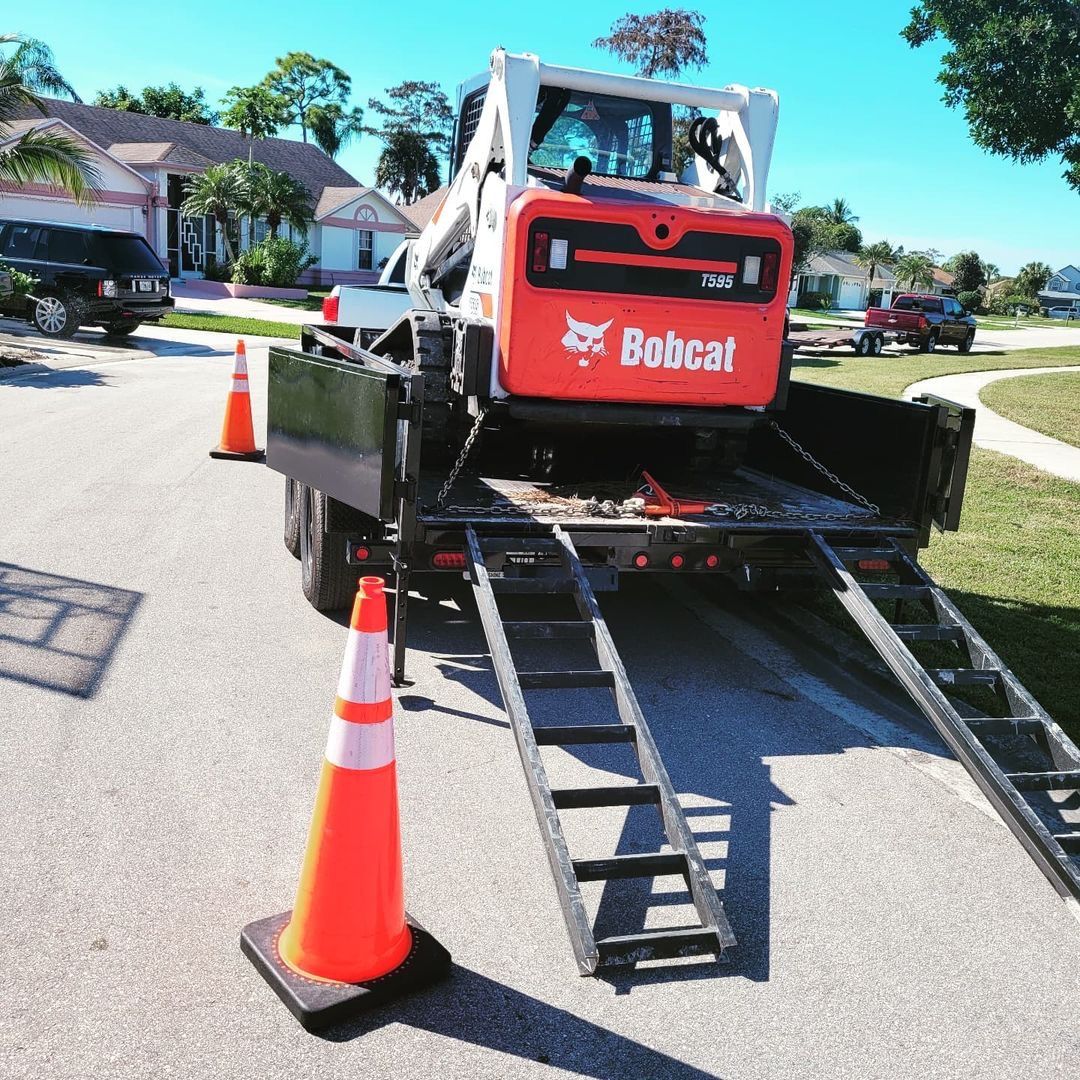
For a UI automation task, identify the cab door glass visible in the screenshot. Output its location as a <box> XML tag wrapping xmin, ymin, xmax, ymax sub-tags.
<box><xmin>48</xmin><ymin>229</ymin><xmax>89</xmax><ymax>266</ymax></box>
<box><xmin>1</xmin><ymin>224</ymin><xmax>45</xmax><ymax>263</ymax></box>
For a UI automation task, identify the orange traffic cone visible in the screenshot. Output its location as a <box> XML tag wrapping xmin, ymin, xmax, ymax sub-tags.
<box><xmin>209</xmin><ymin>339</ymin><xmax>262</xmax><ymax>460</ymax></box>
<box><xmin>241</xmin><ymin>577</ymin><xmax>450</xmax><ymax>1031</ymax></box>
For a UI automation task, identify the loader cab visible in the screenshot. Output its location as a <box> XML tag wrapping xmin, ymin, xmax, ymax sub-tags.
<box><xmin>450</xmin><ymin>78</ymin><xmax>674</xmax><ymax>182</ymax></box>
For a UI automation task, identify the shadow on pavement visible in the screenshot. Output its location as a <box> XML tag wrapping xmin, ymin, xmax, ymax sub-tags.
<box><xmin>395</xmin><ymin>578</ymin><xmax>889</xmax><ymax>990</ymax></box>
<box><xmin>1</xmin><ymin>368</ymin><xmax>112</xmax><ymax>388</ymax></box>
<box><xmin>319</xmin><ymin>964</ymin><xmax>725</xmax><ymax>1078</ymax></box>
<box><xmin>0</xmin><ymin>563</ymin><xmax>143</xmax><ymax>697</ymax></box>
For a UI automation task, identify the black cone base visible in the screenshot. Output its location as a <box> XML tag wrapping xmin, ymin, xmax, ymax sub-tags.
<box><xmin>209</xmin><ymin>447</ymin><xmax>265</xmax><ymax>461</ymax></box>
<box><xmin>240</xmin><ymin>911</ymin><xmax>451</xmax><ymax>1032</ymax></box>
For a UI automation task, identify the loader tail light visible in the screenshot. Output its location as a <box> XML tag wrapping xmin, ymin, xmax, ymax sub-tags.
<box><xmin>322</xmin><ymin>294</ymin><xmax>339</xmax><ymax>323</ymax></box>
<box><xmin>531</xmin><ymin>231</ymin><xmax>550</xmax><ymax>273</ymax></box>
<box><xmin>857</xmin><ymin>558</ymin><xmax>891</xmax><ymax>572</ymax></box>
<box><xmin>353</xmin><ymin>544</ymin><xmax>371</xmax><ymax>562</ymax></box>
<box><xmin>760</xmin><ymin>251</ymin><xmax>779</xmax><ymax>292</ymax></box>
<box><xmin>432</xmin><ymin>551</ymin><xmax>467</xmax><ymax>570</ymax></box>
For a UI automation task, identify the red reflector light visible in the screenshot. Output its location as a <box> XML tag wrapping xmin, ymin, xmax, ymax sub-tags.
<box><xmin>669</xmin><ymin>553</ymin><xmax>685</xmax><ymax>569</ymax></box>
<box><xmin>632</xmin><ymin>553</ymin><xmax>649</xmax><ymax>569</ymax></box>
<box><xmin>532</xmin><ymin>231</ymin><xmax>550</xmax><ymax>273</ymax></box>
<box><xmin>96</xmin><ymin>281</ymin><xmax>103</xmax><ymax>298</ymax></box>
<box><xmin>432</xmin><ymin>551</ymin><xmax>466</xmax><ymax>570</ymax></box>
<box><xmin>705</xmin><ymin>554</ymin><xmax>720</xmax><ymax>569</ymax></box>
<box><xmin>761</xmin><ymin>252</ymin><xmax>779</xmax><ymax>292</ymax></box>
<box><xmin>353</xmin><ymin>544</ymin><xmax>371</xmax><ymax>562</ymax></box>
<box><xmin>857</xmin><ymin>558</ymin><xmax>891</xmax><ymax>572</ymax></box>
<box><xmin>322</xmin><ymin>294</ymin><xmax>339</xmax><ymax>322</ymax></box>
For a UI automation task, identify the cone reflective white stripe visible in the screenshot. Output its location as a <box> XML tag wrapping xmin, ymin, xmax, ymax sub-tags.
<box><xmin>231</xmin><ymin>378</ymin><xmax>250</xmax><ymax>393</ymax></box>
<box><xmin>337</xmin><ymin>628</ymin><xmax>392</xmax><ymax>704</ymax></box>
<box><xmin>234</xmin><ymin>351</ymin><xmax>248</xmax><ymax>376</ymax></box>
<box><xmin>324</xmin><ymin>714</ymin><xmax>396</xmax><ymax>771</ymax></box>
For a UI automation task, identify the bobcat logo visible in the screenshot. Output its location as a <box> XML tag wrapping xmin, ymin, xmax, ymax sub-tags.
<box><xmin>562</xmin><ymin>311</ymin><xmax>613</xmax><ymax>367</ymax></box>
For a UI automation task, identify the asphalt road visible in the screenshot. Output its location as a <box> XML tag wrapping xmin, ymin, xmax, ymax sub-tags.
<box><xmin>1</xmin><ymin>338</ymin><xmax>1078</xmax><ymax>1079</ymax></box>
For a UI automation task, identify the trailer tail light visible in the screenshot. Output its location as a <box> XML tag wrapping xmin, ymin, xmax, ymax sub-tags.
<box><xmin>531</xmin><ymin>231</ymin><xmax>550</xmax><ymax>273</ymax></box>
<box><xmin>705</xmin><ymin>554</ymin><xmax>720</xmax><ymax>569</ymax></box>
<box><xmin>322</xmin><ymin>293</ymin><xmax>339</xmax><ymax>323</ymax></box>
<box><xmin>669</xmin><ymin>553</ymin><xmax>685</xmax><ymax>569</ymax></box>
<box><xmin>760</xmin><ymin>252</ymin><xmax>779</xmax><ymax>292</ymax></box>
<box><xmin>432</xmin><ymin>551</ymin><xmax>467</xmax><ymax>570</ymax></box>
<box><xmin>857</xmin><ymin>558</ymin><xmax>891</xmax><ymax>572</ymax></box>
<box><xmin>632</xmin><ymin>552</ymin><xmax>650</xmax><ymax>569</ymax></box>
<box><xmin>353</xmin><ymin>544</ymin><xmax>371</xmax><ymax>562</ymax></box>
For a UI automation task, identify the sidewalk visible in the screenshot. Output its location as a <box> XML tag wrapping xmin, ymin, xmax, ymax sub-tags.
<box><xmin>170</xmin><ymin>280</ymin><xmax>314</xmax><ymax>324</ymax></box>
<box><xmin>904</xmin><ymin>366</ymin><xmax>1080</xmax><ymax>482</ymax></box>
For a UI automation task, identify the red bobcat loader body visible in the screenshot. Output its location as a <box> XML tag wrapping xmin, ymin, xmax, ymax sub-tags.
<box><xmin>499</xmin><ymin>190</ymin><xmax>792</xmax><ymax>406</ymax></box>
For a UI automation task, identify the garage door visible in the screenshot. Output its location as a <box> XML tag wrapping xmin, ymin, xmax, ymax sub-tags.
<box><xmin>838</xmin><ymin>277</ymin><xmax>864</xmax><ymax>310</ymax></box>
<box><xmin>0</xmin><ymin>195</ymin><xmax>140</xmax><ymax>234</ymax></box>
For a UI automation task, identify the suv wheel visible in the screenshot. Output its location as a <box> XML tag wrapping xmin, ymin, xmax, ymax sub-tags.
<box><xmin>32</xmin><ymin>293</ymin><xmax>82</xmax><ymax>339</ymax></box>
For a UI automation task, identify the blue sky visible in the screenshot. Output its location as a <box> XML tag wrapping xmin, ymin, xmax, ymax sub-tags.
<box><xmin>12</xmin><ymin>1</ymin><xmax>1079</xmax><ymax>274</ymax></box>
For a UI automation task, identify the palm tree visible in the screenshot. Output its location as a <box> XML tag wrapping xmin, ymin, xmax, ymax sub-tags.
<box><xmin>893</xmin><ymin>252</ymin><xmax>935</xmax><ymax>291</ymax></box>
<box><xmin>854</xmin><ymin>240</ymin><xmax>896</xmax><ymax>305</ymax></box>
<box><xmin>238</xmin><ymin>162</ymin><xmax>312</xmax><ymax>239</ymax></box>
<box><xmin>182</xmin><ymin>163</ymin><xmax>241</xmax><ymax>262</ymax></box>
<box><xmin>981</xmin><ymin>259</ymin><xmax>1000</xmax><ymax>285</ymax></box>
<box><xmin>824</xmin><ymin>197</ymin><xmax>859</xmax><ymax>225</ymax></box>
<box><xmin>0</xmin><ymin>37</ymin><xmax>100</xmax><ymax>203</ymax></box>
<box><xmin>308</xmin><ymin>103</ymin><xmax>364</xmax><ymax>158</ymax></box>
<box><xmin>374</xmin><ymin>129</ymin><xmax>440</xmax><ymax>204</ymax></box>
<box><xmin>3</xmin><ymin>33</ymin><xmax>80</xmax><ymax>100</ymax></box>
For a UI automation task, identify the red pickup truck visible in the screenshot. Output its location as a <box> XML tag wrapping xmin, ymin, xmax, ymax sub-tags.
<box><xmin>865</xmin><ymin>294</ymin><xmax>976</xmax><ymax>353</ymax></box>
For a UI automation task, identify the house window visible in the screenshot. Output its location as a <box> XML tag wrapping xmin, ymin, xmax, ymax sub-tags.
<box><xmin>358</xmin><ymin>229</ymin><xmax>374</xmax><ymax>271</ymax></box>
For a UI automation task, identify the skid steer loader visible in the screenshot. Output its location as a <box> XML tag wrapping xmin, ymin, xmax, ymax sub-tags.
<box><xmin>368</xmin><ymin>48</ymin><xmax>794</xmax><ymax>473</ymax></box>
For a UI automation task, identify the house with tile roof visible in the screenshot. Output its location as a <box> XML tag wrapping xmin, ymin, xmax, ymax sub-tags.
<box><xmin>0</xmin><ymin>98</ymin><xmax>415</xmax><ymax>286</ymax></box>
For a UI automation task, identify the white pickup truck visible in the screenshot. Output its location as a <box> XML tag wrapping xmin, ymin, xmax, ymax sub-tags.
<box><xmin>321</xmin><ymin>240</ymin><xmax>412</xmax><ymax>344</ymax></box>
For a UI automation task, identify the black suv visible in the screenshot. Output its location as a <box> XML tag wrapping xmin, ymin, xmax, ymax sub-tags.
<box><xmin>0</xmin><ymin>219</ymin><xmax>173</xmax><ymax>339</ymax></box>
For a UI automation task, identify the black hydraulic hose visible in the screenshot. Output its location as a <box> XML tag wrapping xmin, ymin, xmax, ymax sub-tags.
<box><xmin>687</xmin><ymin>116</ymin><xmax>741</xmax><ymax>201</ymax></box>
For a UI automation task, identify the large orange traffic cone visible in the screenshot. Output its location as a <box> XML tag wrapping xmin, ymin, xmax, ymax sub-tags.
<box><xmin>241</xmin><ymin>577</ymin><xmax>450</xmax><ymax>1031</ymax></box>
<box><xmin>209</xmin><ymin>339</ymin><xmax>262</xmax><ymax>460</ymax></box>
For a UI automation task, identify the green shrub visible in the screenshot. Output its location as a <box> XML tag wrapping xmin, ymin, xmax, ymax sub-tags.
<box><xmin>799</xmin><ymin>290</ymin><xmax>833</xmax><ymax>311</ymax></box>
<box><xmin>1</xmin><ymin>261</ymin><xmax>39</xmax><ymax>298</ymax></box>
<box><xmin>231</xmin><ymin>237</ymin><xmax>315</xmax><ymax>288</ymax></box>
<box><xmin>202</xmin><ymin>255</ymin><xmax>233</xmax><ymax>282</ymax></box>
<box><xmin>956</xmin><ymin>289</ymin><xmax>982</xmax><ymax>313</ymax></box>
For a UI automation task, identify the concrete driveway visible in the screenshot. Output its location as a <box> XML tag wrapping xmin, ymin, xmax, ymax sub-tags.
<box><xmin>1</xmin><ymin>341</ymin><xmax>1078</xmax><ymax>1079</ymax></box>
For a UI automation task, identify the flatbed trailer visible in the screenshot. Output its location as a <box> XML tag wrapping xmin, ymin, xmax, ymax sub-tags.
<box><xmin>265</xmin><ymin>323</ymin><xmax>1080</xmax><ymax>972</ymax></box>
<box><xmin>787</xmin><ymin>322</ymin><xmax>898</xmax><ymax>356</ymax></box>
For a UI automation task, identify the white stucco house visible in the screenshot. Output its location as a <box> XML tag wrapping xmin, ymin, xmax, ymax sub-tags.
<box><xmin>0</xmin><ymin>98</ymin><xmax>415</xmax><ymax>286</ymax></box>
<box><xmin>787</xmin><ymin>251</ymin><xmax>897</xmax><ymax>310</ymax></box>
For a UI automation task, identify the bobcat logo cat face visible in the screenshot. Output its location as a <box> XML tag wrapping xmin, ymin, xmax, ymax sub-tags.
<box><xmin>561</xmin><ymin>311</ymin><xmax>613</xmax><ymax>366</ymax></box>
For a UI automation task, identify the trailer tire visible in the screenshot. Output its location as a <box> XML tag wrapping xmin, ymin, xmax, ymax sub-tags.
<box><xmin>856</xmin><ymin>333</ymin><xmax>873</xmax><ymax>356</ymax></box>
<box><xmin>871</xmin><ymin>332</ymin><xmax>884</xmax><ymax>356</ymax></box>
<box><xmin>284</xmin><ymin>477</ymin><xmax>301</xmax><ymax>558</ymax></box>
<box><xmin>300</xmin><ymin>485</ymin><xmax>355</xmax><ymax>611</ymax></box>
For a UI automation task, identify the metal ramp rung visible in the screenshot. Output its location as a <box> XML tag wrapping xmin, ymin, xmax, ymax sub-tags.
<box><xmin>808</xmin><ymin>531</ymin><xmax>1080</xmax><ymax>906</ymax></box>
<box><xmin>466</xmin><ymin>523</ymin><xmax>734</xmax><ymax>974</ymax></box>
<box><xmin>533</xmin><ymin>724</ymin><xmax>637</xmax><ymax>746</ymax></box>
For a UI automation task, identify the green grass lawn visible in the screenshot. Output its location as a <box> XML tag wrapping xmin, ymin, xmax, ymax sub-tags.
<box><xmin>795</xmin><ymin>345</ymin><xmax>1080</xmax><ymax>736</ymax></box>
<box><xmin>790</xmin><ymin>307</ymin><xmax>854</xmax><ymax>322</ymax></box>
<box><xmin>161</xmin><ymin>312</ymin><xmax>300</xmax><ymax>339</ymax></box>
<box><xmin>976</xmin><ymin>314</ymin><xmax>1075</xmax><ymax>331</ymax></box>
<box><xmin>980</xmin><ymin>370</ymin><xmax>1080</xmax><ymax>449</ymax></box>
<box><xmin>259</xmin><ymin>289</ymin><xmax>331</xmax><ymax>312</ymax></box>
<box><xmin>792</xmin><ymin>344</ymin><xmax>1080</xmax><ymax>400</ymax></box>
